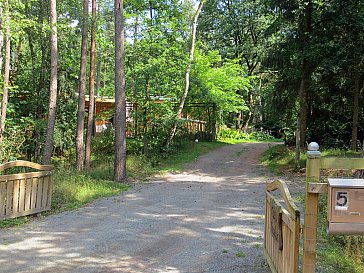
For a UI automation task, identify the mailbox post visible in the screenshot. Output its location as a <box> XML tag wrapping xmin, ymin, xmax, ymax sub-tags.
<box><xmin>303</xmin><ymin>142</ymin><xmax>321</xmax><ymax>273</ymax></box>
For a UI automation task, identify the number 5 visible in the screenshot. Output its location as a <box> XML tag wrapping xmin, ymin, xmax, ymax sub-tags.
<box><xmin>336</xmin><ymin>191</ymin><xmax>348</xmax><ymax>207</ymax></box>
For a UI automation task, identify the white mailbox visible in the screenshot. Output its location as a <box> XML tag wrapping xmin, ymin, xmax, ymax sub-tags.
<box><xmin>327</xmin><ymin>178</ymin><xmax>364</xmax><ymax>235</ymax></box>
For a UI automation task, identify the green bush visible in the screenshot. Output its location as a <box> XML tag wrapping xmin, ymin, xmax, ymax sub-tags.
<box><xmin>218</xmin><ymin>126</ymin><xmax>275</xmax><ymax>141</ymax></box>
<box><xmin>251</xmin><ymin>131</ymin><xmax>275</xmax><ymax>141</ymax></box>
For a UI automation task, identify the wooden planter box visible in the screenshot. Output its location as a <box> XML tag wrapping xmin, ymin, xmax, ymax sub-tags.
<box><xmin>0</xmin><ymin>160</ymin><xmax>54</xmax><ymax>220</ymax></box>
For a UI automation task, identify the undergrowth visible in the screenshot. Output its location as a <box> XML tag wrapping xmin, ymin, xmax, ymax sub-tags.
<box><xmin>261</xmin><ymin>144</ymin><xmax>364</xmax><ymax>272</ymax></box>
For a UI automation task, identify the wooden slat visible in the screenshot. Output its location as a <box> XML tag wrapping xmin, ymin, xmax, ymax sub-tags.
<box><xmin>24</xmin><ymin>178</ymin><xmax>32</xmax><ymax>210</ymax></box>
<box><xmin>46</xmin><ymin>175</ymin><xmax>53</xmax><ymax>207</ymax></box>
<box><xmin>264</xmin><ymin>248</ymin><xmax>279</xmax><ymax>273</ymax></box>
<box><xmin>0</xmin><ymin>206</ymin><xmax>51</xmax><ymax>220</ymax></box>
<box><xmin>0</xmin><ymin>182</ymin><xmax>5</xmax><ymax>216</ymax></box>
<box><xmin>12</xmin><ymin>179</ymin><xmax>20</xmax><ymax>213</ymax></box>
<box><xmin>282</xmin><ymin>210</ymin><xmax>296</xmax><ymax>232</ymax></box>
<box><xmin>308</xmin><ymin>182</ymin><xmax>328</xmax><ymax>194</ymax></box>
<box><xmin>36</xmin><ymin>177</ymin><xmax>43</xmax><ymax>209</ymax></box>
<box><xmin>6</xmin><ymin>180</ymin><xmax>14</xmax><ymax>215</ymax></box>
<box><xmin>0</xmin><ymin>171</ymin><xmax>53</xmax><ymax>182</ymax></box>
<box><xmin>0</xmin><ymin>160</ymin><xmax>53</xmax><ymax>172</ymax></box>
<box><xmin>18</xmin><ymin>179</ymin><xmax>25</xmax><ymax>212</ymax></box>
<box><xmin>42</xmin><ymin>176</ymin><xmax>49</xmax><ymax>207</ymax></box>
<box><xmin>320</xmin><ymin>157</ymin><xmax>364</xmax><ymax>170</ymax></box>
<box><xmin>30</xmin><ymin>178</ymin><xmax>38</xmax><ymax>210</ymax></box>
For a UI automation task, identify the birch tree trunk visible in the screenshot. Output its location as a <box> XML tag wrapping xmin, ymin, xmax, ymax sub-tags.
<box><xmin>114</xmin><ymin>0</ymin><xmax>127</xmax><ymax>182</ymax></box>
<box><xmin>0</xmin><ymin>0</ymin><xmax>10</xmax><ymax>143</ymax></box>
<box><xmin>76</xmin><ymin>0</ymin><xmax>89</xmax><ymax>171</ymax></box>
<box><xmin>85</xmin><ymin>0</ymin><xmax>97</xmax><ymax>169</ymax></box>
<box><xmin>166</xmin><ymin>0</ymin><xmax>205</xmax><ymax>147</ymax></box>
<box><xmin>42</xmin><ymin>0</ymin><xmax>58</xmax><ymax>165</ymax></box>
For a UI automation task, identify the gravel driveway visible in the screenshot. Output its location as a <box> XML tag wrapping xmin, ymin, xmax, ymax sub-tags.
<box><xmin>0</xmin><ymin>142</ymin><xmax>273</xmax><ymax>273</ymax></box>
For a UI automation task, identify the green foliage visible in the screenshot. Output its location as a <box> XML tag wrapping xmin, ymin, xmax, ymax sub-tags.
<box><xmin>218</xmin><ymin>126</ymin><xmax>275</xmax><ymax>142</ymax></box>
<box><xmin>218</xmin><ymin>127</ymin><xmax>250</xmax><ymax>140</ymax></box>
<box><xmin>191</xmin><ymin>49</ymin><xmax>251</xmax><ymax>117</ymax></box>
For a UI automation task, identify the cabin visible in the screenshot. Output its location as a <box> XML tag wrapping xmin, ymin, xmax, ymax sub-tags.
<box><xmin>84</xmin><ymin>95</ymin><xmax>215</xmax><ymax>140</ymax></box>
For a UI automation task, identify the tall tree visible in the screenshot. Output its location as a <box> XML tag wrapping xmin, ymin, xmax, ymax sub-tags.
<box><xmin>0</xmin><ymin>6</ymin><xmax>4</xmax><ymax>78</ymax></box>
<box><xmin>351</xmin><ymin>68</ymin><xmax>360</xmax><ymax>151</ymax></box>
<box><xmin>0</xmin><ymin>0</ymin><xmax>10</xmax><ymax>143</ymax></box>
<box><xmin>167</xmin><ymin>0</ymin><xmax>205</xmax><ymax>146</ymax></box>
<box><xmin>114</xmin><ymin>0</ymin><xmax>127</xmax><ymax>182</ymax></box>
<box><xmin>42</xmin><ymin>0</ymin><xmax>58</xmax><ymax>165</ymax></box>
<box><xmin>85</xmin><ymin>0</ymin><xmax>97</xmax><ymax>169</ymax></box>
<box><xmin>76</xmin><ymin>0</ymin><xmax>89</xmax><ymax>171</ymax></box>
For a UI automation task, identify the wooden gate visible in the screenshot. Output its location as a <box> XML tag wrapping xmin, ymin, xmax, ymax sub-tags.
<box><xmin>0</xmin><ymin>160</ymin><xmax>54</xmax><ymax>220</ymax></box>
<box><xmin>264</xmin><ymin>180</ymin><xmax>301</xmax><ymax>273</ymax></box>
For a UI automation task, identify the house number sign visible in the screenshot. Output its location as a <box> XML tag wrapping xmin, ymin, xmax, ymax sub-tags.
<box><xmin>335</xmin><ymin>191</ymin><xmax>349</xmax><ymax>211</ymax></box>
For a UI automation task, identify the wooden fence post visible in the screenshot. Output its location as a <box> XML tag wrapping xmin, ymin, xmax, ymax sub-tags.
<box><xmin>303</xmin><ymin>142</ymin><xmax>321</xmax><ymax>273</ymax></box>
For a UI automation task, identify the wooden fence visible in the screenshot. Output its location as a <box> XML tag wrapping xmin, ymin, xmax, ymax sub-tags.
<box><xmin>264</xmin><ymin>180</ymin><xmax>301</xmax><ymax>273</ymax></box>
<box><xmin>180</xmin><ymin>118</ymin><xmax>213</xmax><ymax>141</ymax></box>
<box><xmin>302</xmin><ymin>142</ymin><xmax>364</xmax><ymax>272</ymax></box>
<box><xmin>0</xmin><ymin>160</ymin><xmax>54</xmax><ymax>220</ymax></box>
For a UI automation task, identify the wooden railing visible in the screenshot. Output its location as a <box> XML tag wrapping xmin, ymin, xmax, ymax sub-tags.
<box><xmin>264</xmin><ymin>180</ymin><xmax>301</xmax><ymax>273</ymax></box>
<box><xmin>0</xmin><ymin>160</ymin><xmax>54</xmax><ymax>220</ymax></box>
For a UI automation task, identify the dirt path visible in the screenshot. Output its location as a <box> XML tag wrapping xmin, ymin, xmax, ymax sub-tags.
<box><xmin>0</xmin><ymin>142</ymin><xmax>274</xmax><ymax>273</ymax></box>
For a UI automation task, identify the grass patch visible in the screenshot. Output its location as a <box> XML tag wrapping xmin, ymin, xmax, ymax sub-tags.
<box><xmin>316</xmin><ymin>196</ymin><xmax>364</xmax><ymax>273</ymax></box>
<box><xmin>235</xmin><ymin>251</ymin><xmax>246</xmax><ymax>258</ymax></box>
<box><xmin>51</xmin><ymin>171</ymin><xmax>130</xmax><ymax>212</ymax></box>
<box><xmin>260</xmin><ymin>144</ymin><xmax>305</xmax><ymax>174</ymax></box>
<box><xmin>157</xmin><ymin>140</ymin><xmax>230</xmax><ymax>173</ymax></box>
<box><xmin>0</xmin><ymin>217</ymin><xmax>29</xmax><ymax>228</ymax></box>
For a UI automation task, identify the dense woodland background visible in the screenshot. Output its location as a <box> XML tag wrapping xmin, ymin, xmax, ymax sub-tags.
<box><xmin>0</xmin><ymin>0</ymin><xmax>363</xmax><ymax>174</ymax></box>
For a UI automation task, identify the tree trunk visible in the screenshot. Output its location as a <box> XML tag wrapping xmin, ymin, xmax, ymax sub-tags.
<box><xmin>96</xmin><ymin>2</ymin><xmax>101</xmax><ymax>95</ymax></box>
<box><xmin>243</xmin><ymin>91</ymin><xmax>254</xmax><ymax>132</ymax></box>
<box><xmin>27</xmin><ymin>32</ymin><xmax>37</xmax><ymax>92</ymax></box>
<box><xmin>298</xmin><ymin>65</ymin><xmax>309</xmax><ymax>148</ymax></box>
<box><xmin>75</xmin><ymin>0</ymin><xmax>89</xmax><ymax>171</ymax></box>
<box><xmin>351</xmin><ymin>70</ymin><xmax>361</xmax><ymax>151</ymax></box>
<box><xmin>0</xmin><ymin>0</ymin><xmax>10</xmax><ymax>143</ymax></box>
<box><xmin>143</xmin><ymin>80</ymin><xmax>149</xmax><ymax>155</ymax></box>
<box><xmin>114</xmin><ymin>0</ymin><xmax>127</xmax><ymax>182</ymax></box>
<box><xmin>166</xmin><ymin>0</ymin><xmax>205</xmax><ymax>146</ymax></box>
<box><xmin>85</xmin><ymin>0</ymin><xmax>97</xmax><ymax>169</ymax></box>
<box><xmin>295</xmin><ymin>0</ymin><xmax>312</xmax><ymax>168</ymax></box>
<box><xmin>42</xmin><ymin>0</ymin><xmax>58</xmax><ymax>165</ymax></box>
<box><xmin>0</xmin><ymin>6</ymin><xmax>3</xmax><ymax>79</ymax></box>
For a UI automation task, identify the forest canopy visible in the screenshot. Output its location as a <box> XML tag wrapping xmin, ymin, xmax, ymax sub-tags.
<box><xmin>0</xmin><ymin>0</ymin><xmax>363</xmax><ymax>165</ymax></box>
